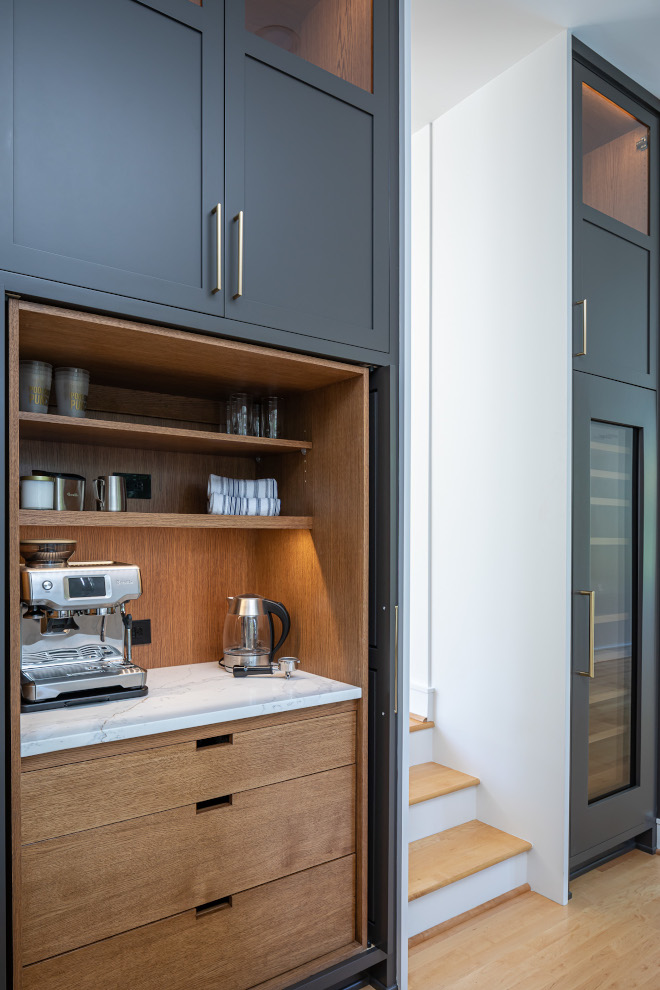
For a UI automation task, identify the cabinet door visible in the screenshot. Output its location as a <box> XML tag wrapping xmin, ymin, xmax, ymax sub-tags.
<box><xmin>573</xmin><ymin>64</ymin><xmax>659</xmax><ymax>388</ymax></box>
<box><xmin>0</xmin><ymin>0</ymin><xmax>224</xmax><ymax>315</ymax></box>
<box><xmin>224</xmin><ymin>1</ymin><xmax>390</xmax><ymax>353</ymax></box>
<box><xmin>571</xmin><ymin>372</ymin><xmax>657</xmax><ymax>869</ymax></box>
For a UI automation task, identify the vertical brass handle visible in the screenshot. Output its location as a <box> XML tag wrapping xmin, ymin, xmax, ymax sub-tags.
<box><xmin>394</xmin><ymin>604</ymin><xmax>399</xmax><ymax>715</ymax></box>
<box><xmin>577</xmin><ymin>590</ymin><xmax>595</xmax><ymax>678</ymax></box>
<box><xmin>211</xmin><ymin>204</ymin><xmax>221</xmax><ymax>294</ymax></box>
<box><xmin>233</xmin><ymin>211</ymin><xmax>244</xmax><ymax>299</ymax></box>
<box><xmin>574</xmin><ymin>299</ymin><xmax>587</xmax><ymax>357</ymax></box>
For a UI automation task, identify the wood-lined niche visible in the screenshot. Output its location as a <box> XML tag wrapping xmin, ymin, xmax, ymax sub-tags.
<box><xmin>11</xmin><ymin>299</ymin><xmax>368</xmax><ymax>688</ymax></box>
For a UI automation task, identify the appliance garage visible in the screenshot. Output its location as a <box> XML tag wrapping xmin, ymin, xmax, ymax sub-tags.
<box><xmin>10</xmin><ymin>299</ymin><xmax>371</xmax><ymax>990</ymax></box>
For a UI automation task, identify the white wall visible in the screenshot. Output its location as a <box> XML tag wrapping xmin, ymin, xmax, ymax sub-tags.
<box><xmin>428</xmin><ymin>32</ymin><xmax>572</xmax><ymax>904</ymax></box>
<box><xmin>409</xmin><ymin>124</ymin><xmax>432</xmax><ymax>721</ymax></box>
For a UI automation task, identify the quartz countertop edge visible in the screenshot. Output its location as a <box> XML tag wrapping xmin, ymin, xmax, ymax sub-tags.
<box><xmin>20</xmin><ymin>662</ymin><xmax>362</xmax><ymax>758</ymax></box>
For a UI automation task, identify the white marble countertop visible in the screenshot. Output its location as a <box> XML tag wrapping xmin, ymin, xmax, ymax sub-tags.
<box><xmin>20</xmin><ymin>663</ymin><xmax>362</xmax><ymax>758</ymax></box>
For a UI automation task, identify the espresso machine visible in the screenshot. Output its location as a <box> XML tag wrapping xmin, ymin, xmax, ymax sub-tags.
<box><xmin>20</xmin><ymin>540</ymin><xmax>148</xmax><ymax>711</ymax></box>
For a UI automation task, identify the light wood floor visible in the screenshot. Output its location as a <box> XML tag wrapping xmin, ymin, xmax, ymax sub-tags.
<box><xmin>409</xmin><ymin>850</ymin><xmax>660</xmax><ymax>989</ymax></box>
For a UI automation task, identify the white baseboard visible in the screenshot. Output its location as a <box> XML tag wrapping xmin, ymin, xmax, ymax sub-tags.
<box><xmin>410</xmin><ymin>682</ymin><xmax>435</xmax><ymax>722</ymax></box>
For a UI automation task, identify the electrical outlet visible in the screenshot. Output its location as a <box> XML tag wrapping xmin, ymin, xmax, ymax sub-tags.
<box><xmin>116</xmin><ymin>473</ymin><xmax>151</xmax><ymax>499</ymax></box>
<box><xmin>131</xmin><ymin>620</ymin><xmax>151</xmax><ymax>645</ymax></box>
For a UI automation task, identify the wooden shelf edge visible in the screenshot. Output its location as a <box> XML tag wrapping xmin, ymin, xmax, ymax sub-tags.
<box><xmin>18</xmin><ymin>411</ymin><xmax>312</xmax><ymax>456</ymax></box>
<box><xmin>18</xmin><ymin>511</ymin><xmax>313</xmax><ymax>530</ymax></box>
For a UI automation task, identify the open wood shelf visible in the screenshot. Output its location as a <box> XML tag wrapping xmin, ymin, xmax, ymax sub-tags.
<box><xmin>18</xmin><ymin>510</ymin><xmax>313</xmax><ymax>530</ymax></box>
<box><xmin>19</xmin><ymin>412</ymin><xmax>311</xmax><ymax>457</ymax></box>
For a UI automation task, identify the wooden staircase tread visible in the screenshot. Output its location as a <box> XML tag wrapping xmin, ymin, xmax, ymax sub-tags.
<box><xmin>410</xmin><ymin>716</ymin><xmax>435</xmax><ymax>733</ymax></box>
<box><xmin>408</xmin><ymin>820</ymin><xmax>532</xmax><ymax>901</ymax></box>
<box><xmin>409</xmin><ymin>763</ymin><xmax>480</xmax><ymax>805</ymax></box>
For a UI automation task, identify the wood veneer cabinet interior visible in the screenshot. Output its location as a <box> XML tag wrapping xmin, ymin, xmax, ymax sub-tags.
<box><xmin>245</xmin><ymin>0</ymin><xmax>374</xmax><ymax>93</ymax></box>
<box><xmin>9</xmin><ymin>299</ymin><xmax>369</xmax><ymax>985</ymax></box>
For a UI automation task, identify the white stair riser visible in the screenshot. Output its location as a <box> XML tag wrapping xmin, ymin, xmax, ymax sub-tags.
<box><xmin>409</xmin><ymin>787</ymin><xmax>478</xmax><ymax>842</ymax></box>
<box><xmin>408</xmin><ymin>852</ymin><xmax>529</xmax><ymax>939</ymax></box>
<box><xmin>409</xmin><ymin>729</ymin><xmax>433</xmax><ymax>766</ymax></box>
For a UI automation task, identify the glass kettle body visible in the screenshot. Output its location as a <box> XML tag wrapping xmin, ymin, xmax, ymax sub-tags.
<box><xmin>222</xmin><ymin>594</ymin><xmax>290</xmax><ymax>669</ymax></box>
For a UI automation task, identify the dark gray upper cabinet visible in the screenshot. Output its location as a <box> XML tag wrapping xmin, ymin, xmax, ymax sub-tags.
<box><xmin>0</xmin><ymin>0</ymin><xmax>395</xmax><ymax>356</ymax></box>
<box><xmin>573</xmin><ymin>63</ymin><xmax>659</xmax><ymax>388</ymax></box>
<box><xmin>224</xmin><ymin>2</ymin><xmax>391</xmax><ymax>353</ymax></box>
<box><xmin>0</xmin><ymin>0</ymin><xmax>224</xmax><ymax>315</ymax></box>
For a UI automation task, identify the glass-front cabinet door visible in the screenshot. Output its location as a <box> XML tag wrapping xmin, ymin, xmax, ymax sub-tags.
<box><xmin>244</xmin><ymin>0</ymin><xmax>373</xmax><ymax>92</ymax></box>
<box><xmin>224</xmin><ymin>0</ymin><xmax>391</xmax><ymax>354</ymax></box>
<box><xmin>573</xmin><ymin>64</ymin><xmax>659</xmax><ymax>388</ymax></box>
<box><xmin>571</xmin><ymin>371</ymin><xmax>657</xmax><ymax>869</ymax></box>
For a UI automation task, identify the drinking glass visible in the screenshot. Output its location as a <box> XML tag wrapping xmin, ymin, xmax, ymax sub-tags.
<box><xmin>231</xmin><ymin>393</ymin><xmax>252</xmax><ymax>436</ymax></box>
<box><xmin>266</xmin><ymin>395</ymin><xmax>283</xmax><ymax>439</ymax></box>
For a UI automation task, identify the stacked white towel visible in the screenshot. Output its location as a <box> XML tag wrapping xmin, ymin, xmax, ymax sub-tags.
<box><xmin>207</xmin><ymin>476</ymin><xmax>280</xmax><ymax>516</ymax></box>
<box><xmin>207</xmin><ymin>475</ymin><xmax>278</xmax><ymax>499</ymax></box>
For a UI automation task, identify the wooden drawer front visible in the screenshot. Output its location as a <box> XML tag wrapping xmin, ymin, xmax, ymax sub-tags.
<box><xmin>23</xmin><ymin>764</ymin><xmax>355</xmax><ymax>964</ymax></box>
<box><xmin>23</xmin><ymin>855</ymin><xmax>356</xmax><ymax>990</ymax></box>
<box><xmin>22</xmin><ymin>710</ymin><xmax>356</xmax><ymax>843</ymax></box>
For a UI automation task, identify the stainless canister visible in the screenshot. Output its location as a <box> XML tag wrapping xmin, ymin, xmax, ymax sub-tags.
<box><xmin>34</xmin><ymin>471</ymin><xmax>86</xmax><ymax>510</ymax></box>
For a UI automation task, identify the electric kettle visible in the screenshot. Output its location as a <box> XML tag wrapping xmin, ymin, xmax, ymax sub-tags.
<box><xmin>221</xmin><ymin>594</ymin><xmax>290</xmax><ymax>672</ymax></box>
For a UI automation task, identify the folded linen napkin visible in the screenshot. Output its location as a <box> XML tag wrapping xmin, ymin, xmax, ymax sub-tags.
<box><xmin>235</xmin><ymin>497</ymin><xmax>281</xmax><ymax>517</ymax></box>
<box><xmin>207</xmin><ymin>492</ymin><xmax>281</xmax><ymax>516</ymax></box>
<box><xmin>208</xmin><ymin>492</ymin><xmax>237</xmax><ymax>515</ymax></box>
<box><xmin>207</xmin><ymin>475</ymin><xmax>278</xmax><ymax>499</ymax></box>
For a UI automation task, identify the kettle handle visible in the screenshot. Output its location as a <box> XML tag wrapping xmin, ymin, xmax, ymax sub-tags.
<box><xmin>262</xmin><ymin>599</ymin><xmax>290</xmax><ymax>657</ymax></box>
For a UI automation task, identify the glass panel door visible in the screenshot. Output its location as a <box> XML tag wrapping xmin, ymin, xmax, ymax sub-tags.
<box><xmin>571</xmin><ymin>373</ymin><xmax>656</xmax><ymax>870</ymax></box>
<box><xmin>582</xmin><ymin>83</ymin><xmax>650</xmax><ymax>234</ymax></box>
<box><xmin>245</xmin><ymin>0</ymin><xmax>373</xmax><ymax>92</ymax></box>
<box><xmin>588</xmin><ymin>423</ymin><xmax>635</xmax><ymax>801</ymax></box>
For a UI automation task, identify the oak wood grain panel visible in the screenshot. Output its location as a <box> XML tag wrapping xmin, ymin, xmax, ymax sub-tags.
<box><xmin>22</xmin><ymin>766</ymin><xmax>355</xmax><ymax>963</ymax></box>
<box><xmin>17</xmin><ymin>301</ymin><xmax>361</xmax><ymax>398</ymax></box>
<box><xmin>583</xmin><ymin>127</ymin><xmax>649</xmax><ymax>234</ymax></box>
<box><xmin>20</xmin><ymin>411</ymin><xmax>312</xmax><ymax>457</ymax></box>
<box><xmin>19</xmin><ymin>526</ymin><xmax>253</xmax><ymax>668</ymax></box>
<box><xmin>9</xmin><ymin>298</ymin><xmax>23</xmax><ymax>990</ymax></box>
<box><xmin>85</xmin><ymin>381</ymin><xmax>223</xmax><ymax>427</ymax></box>
<box><xmin>22</xmin><ymin>855</ymin><xmax>356</xmax><ymax>990</ymax></box>
<box><xmin>299</xmin><ymin>0</ymin><xmax>373</xmax><ymax>92</ymax></box>
<box><xmin>21</xmin><ymin>699</ymin><xmax>359</xmax><ymax>770</ymax></box>
<box><xmin>255</xmin><ymin>372</ymin><xmax>369</xmax><ymax>943</ymax></box>
<box><xmin>250</xmin><ymin>942</ymin><xmax>363</xmax><ymax>990</ymax></box>
<box><xmin>20</xmin><ymin>511</ymin><xmax>313</xmax><ymax>529</ymax></box>
<box><xmin>408</xmin><ymin>821</ymin><xmax>532</xmax><ymax>901</ymax></box>
<box><xmin>20</xmin><ymin>437</ymin><xmax>257</xmax><ymax>515</ymax></box>
<box><xmin>22</xmin><ymin>711</ymin><xmax>356</xmax><ymax>842</ymax></box>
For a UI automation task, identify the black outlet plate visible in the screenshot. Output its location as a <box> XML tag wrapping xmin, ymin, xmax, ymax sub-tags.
<box><xmin>116</xmin><ymin>473</ymin><xmax>151</xmax><ymax>499</ymax></box>
<box><xmin>131</xmin><ymin>620</ymin><xmax>151</xmax><ymax>645</ymax></box>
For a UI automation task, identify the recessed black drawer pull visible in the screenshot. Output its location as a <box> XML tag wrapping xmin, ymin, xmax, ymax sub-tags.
<box><xmin>196</xmin><ymin>895</ymin><xmax>232</xmax><ymax>918</ymax></box>
<box><xmin>196</xmin><ymin>794</ymin><xmax>233</xmax><ymax>813</ymax></box>
<box><xmin>196</xmin><ymin>733</ymin><xmax>233</xmax><ymax>749</ymax></box>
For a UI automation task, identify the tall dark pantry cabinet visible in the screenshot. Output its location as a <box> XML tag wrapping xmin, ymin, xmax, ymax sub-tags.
<box><xmin>571</xmin><ymin>42</ymin><xmax>659</xmax><ymax>874</ymax></box>
<box><xmin>0</xmin><ymin>3</ymin><xmax>401</xmax><ymax>989</ymax></box>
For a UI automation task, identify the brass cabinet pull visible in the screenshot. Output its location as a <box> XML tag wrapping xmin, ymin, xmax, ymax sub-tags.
<box><xmin>577</xmin><ymin>590</ymin><xmax>595</xmax><ymax>678</ymax></box>
<box><xmin>234</xmin><ymin>210</ymin><xmax>244</xmax><ymax>299</ymax></box>
<box><xmin>211</xmin><ymin>204</ymin><xmax>221</xmax><ymax>293</ymax></box>
<box><xmin>394</xmin><ymin>604</ymin><xmax>399</xmax><ymax>715</ymax></box>
<box><xmin>574</xmin><ymin>299</ymin><xmax>587</xmax><ymax>357</ymax></box>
